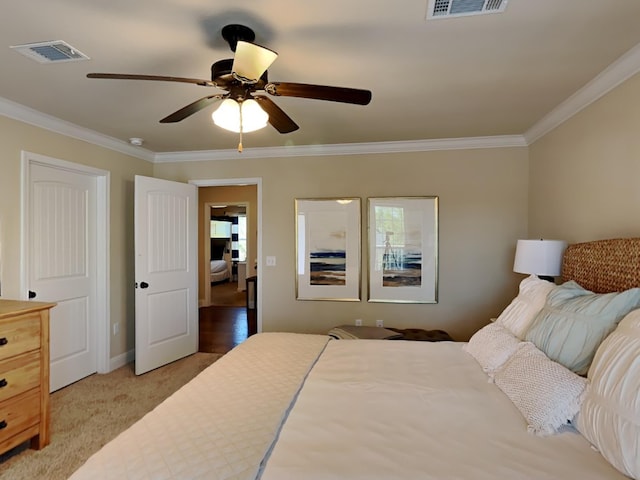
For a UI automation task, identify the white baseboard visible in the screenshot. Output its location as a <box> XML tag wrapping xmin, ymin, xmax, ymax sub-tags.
<box><xmin>109</xmin><ymin>349</ymin><xmax>135</xmax><ymax>372</ymax></box>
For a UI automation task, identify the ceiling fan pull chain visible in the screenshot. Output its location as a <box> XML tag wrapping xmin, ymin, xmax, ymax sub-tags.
<box><xmin>238</xmin><ymin>103</ymin><xmax>244</xmax><ymax>153</ymax></box>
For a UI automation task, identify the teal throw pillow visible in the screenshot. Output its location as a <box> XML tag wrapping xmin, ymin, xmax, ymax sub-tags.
<box><xmin>525</xmin><ymin>281</ymin><xmax>640</xmax><ymax>375</ymax></box>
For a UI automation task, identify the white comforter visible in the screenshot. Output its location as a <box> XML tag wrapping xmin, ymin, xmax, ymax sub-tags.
<box><xmin>69</xmin><ymin>333</ymin><xmax>329</xmax><ymax>480</ymax></box>
<box><xmin>70</xmin><ymin>334</ymin><xmax>626</xmax><ymax>480</ymax></box>
<box><xmin>210</xmin><ymin>259</ymin><xmax>228</xmax><ymax>274</ymax></box>
<box><xmin>261</xmin><ymin>339</ymin><xmax>627</xmax><ymax>480</ymax></box>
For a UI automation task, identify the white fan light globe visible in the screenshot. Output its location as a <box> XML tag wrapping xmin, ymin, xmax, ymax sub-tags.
<box><xmin>212</xmin><ymin>99</ymin><xmax>268</xmax><ymax>133</ymax></box>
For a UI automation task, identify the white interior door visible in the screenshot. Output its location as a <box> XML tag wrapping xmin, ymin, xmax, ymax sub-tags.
<box><xmin>29</xmin><ymin>163</ymin><xmax>97</xmax><ymax>392</ymax></box>
<box><xmin>135</xmin><ymin>175</ymin><xmax>198</xmax><ymax>375</ymax></box>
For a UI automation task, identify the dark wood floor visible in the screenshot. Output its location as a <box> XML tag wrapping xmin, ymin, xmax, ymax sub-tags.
<box><xmin>199</xmin><ymin>305</ymin><xmax>255</xmax><ymax>354</ymax></box>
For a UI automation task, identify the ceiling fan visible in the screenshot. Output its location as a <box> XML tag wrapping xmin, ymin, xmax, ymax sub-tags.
<box><xmin>87</xmin><ymin>24</ymin><xmax>372</xmax><ymax>142</ymax></box>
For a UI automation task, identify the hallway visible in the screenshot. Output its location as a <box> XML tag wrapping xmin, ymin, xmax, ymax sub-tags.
<box><xmin>199</xmin><ymin>305</ymin><xmax>251</xmax><ymax>354</ymax></box>
<box><xmin>210</xmin><ymin>280</ymin><xmax>246</xmax><ymax>307</ymax></box>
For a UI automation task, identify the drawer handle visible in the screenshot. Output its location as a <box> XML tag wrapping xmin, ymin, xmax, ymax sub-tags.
<box><xmin>0</xmin><ymin>420</ymin><xmax>6</xmax><ymax>430</ymax></box>
<box><xmin>0</xmin><ymin>337</ymin><xmax>7</xmax><ymax>346</ymax></box>
<box><xmin>0</xmin><ymin>379</ymin><xmax>6</xmax><ymax>388</ymax></box>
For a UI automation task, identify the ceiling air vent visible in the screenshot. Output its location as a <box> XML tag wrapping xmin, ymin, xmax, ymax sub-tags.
<box><xmin>427</xmin><ymin>0</ymin><xmax>508</xmax><ymax>19</ymax></box>
<box><xmin>10</xmin><ymin>40</ymin><xmax>89</xmax><ymax>64</ymax></box>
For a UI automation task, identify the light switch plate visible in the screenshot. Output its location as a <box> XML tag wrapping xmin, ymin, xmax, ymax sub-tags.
<box><xmin>266</xmin><ymin>256</ymin><xmax>276</xmax><ymax>266</ymax></box>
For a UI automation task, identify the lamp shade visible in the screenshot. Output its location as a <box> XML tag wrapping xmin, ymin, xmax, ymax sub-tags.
<box><xmin>212</xmin><ymin>98</ymin><xmax>268</xmax><ymax>133</ymax></box>
<box><xmin>513</xmin><ymin>239</ymin><xmax>568</xmax><ymax>277</ymax></box>
<box><xmin>232</xmin><ymin>41</ymin><xmax>278</xmax><ymax>82</ymax></box>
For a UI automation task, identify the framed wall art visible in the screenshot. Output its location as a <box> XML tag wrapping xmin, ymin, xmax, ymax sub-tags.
<box><xmin>368</xmin><ymin>196</ymin><xmax>438</xmax><ymax>303</ymax></box>
<box><xmin>295</xmin><ymin>198</ymin><xmax>361</xmax><ymax>301</ymax></box>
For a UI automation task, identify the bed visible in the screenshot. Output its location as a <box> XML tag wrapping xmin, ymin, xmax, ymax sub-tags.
<box><xmin>210</xmin><ymin>239</ymin><xmax>231</xmax><ymax>284</ymax></box>
<box><xmin>70</xmin><ymin>238</ymin><xmax>640</xmax><ymax>480</ymax></box>
<box><xmin>210</xmin><ymin>259</ymin><xmax>230</xmax><ymax>284</ymax></box>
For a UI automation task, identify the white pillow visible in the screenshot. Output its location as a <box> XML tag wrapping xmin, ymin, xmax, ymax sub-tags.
<box><xmin>496</xmin><ymin>275</ymin><xmax>555</xmax><ymax>339</ymax></box>
<box><xmin>463</xmin><ymin>322</ymin><xmax>521</xmax><ymax>374</ymax></box>
<box><xmin>493</xmin><ymin>342</ymin><xmax>587</xmax><ymax>436</ymax></box>
<box><xmin>577</xmin><ymin>308</ymin><xmax>640</xmax><ymax>479</ymax></box>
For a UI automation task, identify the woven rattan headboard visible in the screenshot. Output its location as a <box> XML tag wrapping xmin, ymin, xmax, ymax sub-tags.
<box><xmin>561</xmin><ymin>238</ymin><xmax>640</xmax><ymax>293</ymax></box>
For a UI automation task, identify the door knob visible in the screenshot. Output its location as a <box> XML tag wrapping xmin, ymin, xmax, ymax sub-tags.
<box><xmin>140</xmin><ymin>282</ymin><xmax>149</xmax><ymax>289</ymax></box>
<box><xmin>28</xmin><ymin>290</ymin><xmax>36</xmax><ymax>299</ymax></box>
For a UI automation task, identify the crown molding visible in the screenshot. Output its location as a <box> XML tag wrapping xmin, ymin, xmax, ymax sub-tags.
<box><xmin>0</xmin><ymin>96</ymin><xmax>155</xmax><ymax>162</ymax></box>
<box><xmin>3</xmin><ymin>38</ymin><xmax>638</xmax><ymax>162</ymax></box>
<box><xmin>153</xmin><ymin>135</ymin><xmax>527</xmax><ymax>163</ymax></box>
<box><xmin>525</xmin><ymin>42</ymin><xmax>640</xmax><ymax>144</ymax></box>
<box><xmin>2</xmin><ymin>93</ymin><xmax>523</xmax><ymax>162</ymax></box>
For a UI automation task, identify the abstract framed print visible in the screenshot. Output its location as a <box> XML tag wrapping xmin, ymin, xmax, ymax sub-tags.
<box><xmin>295</xmin><ymin>198</ymin><xmax>361</xmax><ymax>301</ymax></box>
<box><xmin>368</xmin><ymin>196</ymin><xmax>438</xmax><ymax>303</ymax></box>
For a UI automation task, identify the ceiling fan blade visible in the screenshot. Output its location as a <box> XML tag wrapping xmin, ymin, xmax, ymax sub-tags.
<box><xmin>265</xmin><ymin>82</ymin><xmax>372</xmax><ymax>105</ymax></box>
<box><xmin>87</xmin><ymin>73</ymin><xmax>216</xmax><ymax>87</ymax></box>
<box><xmin>254</xmin><ymin>95</ymin><xmax>299</xmax><ymax>133</ymax></box>
<box><xmin>232</xmin><ymin>41</ymin><xmax>278</xmax><ymax>82</ymax></box>
<box><xmin>160</xmin><ymin>94</ymin><xmax>226</xmax><ymax>123</ymax></box>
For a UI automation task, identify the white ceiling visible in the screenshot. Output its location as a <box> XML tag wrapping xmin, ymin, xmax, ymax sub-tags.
<box><xmin>2</xmin><ymin>0</ymin><xmax>640</xmax><ymax>155</ymax></box>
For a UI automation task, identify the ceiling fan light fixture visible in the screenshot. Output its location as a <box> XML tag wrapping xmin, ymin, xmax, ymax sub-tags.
<box><xmin>86</xmin><ymin>23</ymin><xmax>370</xmax><ymax>137</ymax></box>
<box><xmin>212</xmin><ymin>98</ymin><xmax>269</xmax><ymax>133</ymax></box>
<box><xmin>232</xmin><ymin>41</ymin><xmax>278</xmax><ymax>82</ymax></box>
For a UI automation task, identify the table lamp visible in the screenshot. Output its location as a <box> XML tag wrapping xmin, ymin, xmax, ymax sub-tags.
<box><xmin>513</xmin><ymin>239</ymin><xmax>568</xmax><ymax>282</ymax></box>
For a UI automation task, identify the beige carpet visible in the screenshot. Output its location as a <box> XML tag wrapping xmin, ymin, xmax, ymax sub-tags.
<box><xmin>0</xmin><ymin>352</ymin><xmax>222</xmax><ymax>480</ymax></box>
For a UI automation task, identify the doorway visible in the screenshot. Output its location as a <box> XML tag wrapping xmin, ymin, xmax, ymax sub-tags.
<box><xmin>209</xmin><ymin>203</ymin><xmax>248</xmax><ymax>307</ymax></box>
<box><xmin>192</xmin><ymin>178</ymin><xmax>262</xmax><ymax>346</ymax></box>
<box><xmin>198</xmin><ymin>183</ymin><xmax>258</xmax><ymax>310</ymax></box>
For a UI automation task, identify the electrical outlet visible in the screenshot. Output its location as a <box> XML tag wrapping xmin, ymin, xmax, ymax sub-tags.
<box><xmin>266</xmin><ymin>256</ymin><xmax>276</xmax><ymax>267</ymax></box>
<box><xmin>355</xmin><ymin>318</ymin><xmax>362</xmax><ymax>326</ymax></box>
<box><xmin>376</xmin><ymin>319</ymin><xmax>384</xmax><ymax>328</ymax></box>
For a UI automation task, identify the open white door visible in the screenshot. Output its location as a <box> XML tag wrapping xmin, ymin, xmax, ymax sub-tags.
<box><xmin>134</xmin><ymin>175</ymin><xmax>198</xmax><ymax>375</ymax></box>
<box><xmin>29</xmin><ymin>162</ymin><xmax>99</xmax><ymax>391</ymax></box>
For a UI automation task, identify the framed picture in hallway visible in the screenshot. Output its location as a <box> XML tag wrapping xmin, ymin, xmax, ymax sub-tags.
<box><xmin>295</xmin><ymin>198</ymin><xmax>361</xmax><ymax>301</ymax></box>
<box><xmin>368</xmin><ymin>196</ymin><xmax>439</xmax><ymax>303</ymax></box>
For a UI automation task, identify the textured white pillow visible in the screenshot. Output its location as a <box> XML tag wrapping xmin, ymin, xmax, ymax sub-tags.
<box><xmin>493</xmin><ymin>342</ymin><xmax>587</xmax><ymax>436</ymax></box>
<box><xmin>463</xmin><ymin>322</ymin><xmax>521</xmax><ymax>374</ymax></box>
<box><xmin>577</xmin><ymin>308</ymin><xmax>640</xmax><ymax>479</ymax></box>
<box><xmin>496</xmin><ymin>275</ymin><xmax>555</xmax><ymax>339</ymax></box>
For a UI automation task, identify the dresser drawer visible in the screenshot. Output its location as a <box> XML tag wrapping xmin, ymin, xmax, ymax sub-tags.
<box><xmin>0</xmin><ymin>314</ymin><xmax>41</xmax><ymax>362</ymax></box>
<box><xmin>0</xmin><ymin>390</ymin><xmax>40</xmax><ymax>444</ymax></box>
<box><xmin>0</xmin><ymin>352</ymin><xmax>41</xmax><ymax>403</ymax></box>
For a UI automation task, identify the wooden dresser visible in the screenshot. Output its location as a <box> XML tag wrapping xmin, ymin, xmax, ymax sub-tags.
<box><xmin>0</xmin><ymin>299</ymin><xmax>55</xmax><ymax>455</ymax></box>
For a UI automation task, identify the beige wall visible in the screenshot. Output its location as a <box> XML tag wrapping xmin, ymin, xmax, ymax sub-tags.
<box><xmin>154</xmin><ymin>147</ymin><xmax>529</xmax><ymax>340</ymax></box>
<box><xmin>529</xmin><ymin>72</ymin><xmax>640</xmax><ymax>242</ymax></box>
<box><xmin>198</xmin><ymin>185</ymin><xmax>258</xmax><ymax>303</ymax></box>
<box><xmin>0</xmin><ymin>116</ymin><xmax>153</xmax><ymax>358</ymax></box>
<box><xmin>4</xmin><ymin>69</ymin><xmax>637</xmax><ymax>361</ymax></box>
